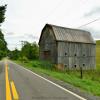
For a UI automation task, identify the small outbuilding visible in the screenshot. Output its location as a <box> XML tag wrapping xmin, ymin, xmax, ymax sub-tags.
<box><xmin>39</xmin><ymin>24</ymin><xmax>96</xmax><ymax>70</ymax></box>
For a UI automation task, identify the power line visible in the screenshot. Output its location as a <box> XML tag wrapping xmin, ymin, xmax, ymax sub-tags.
<box><xmin>43</xmin><ymin>0</ymin><xmax>65</xmax><ymax>20</ymax></box>
<box><xmin>78</xmin><ymin>17</ymin><xmax>100</xmax><ymax>28</ymax></box>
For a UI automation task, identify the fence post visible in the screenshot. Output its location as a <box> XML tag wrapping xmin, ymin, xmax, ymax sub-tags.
<box><xmin>80</xmin><ymin>66</ymin><xmax>83</xmax><ymax>79</ymax></box>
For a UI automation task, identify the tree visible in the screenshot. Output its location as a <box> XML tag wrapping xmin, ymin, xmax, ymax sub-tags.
<box><xmin>0</xmin><ymin>30</ymin><xmax>8</xmax><ymax>59</ymax></box>
<box><xmin>21</xmin><ymin>41</ymin><xmax>39</xmax><ymax>60</ymax></box>
<box><xmin>8</xmin><ymin>48</ymin><xmax>20</xmax><ymax>60</ymax></box>
<box><xmin>0</xmin><ymin>5</ymin><xmax>7</xmax><ymax>25</ymax></box>
<box><xmin>0</xmin><ymin>30</ymin><xmax>7</xmax><ymax>50</ymax></box>
<box><xmin>0</xmin><ymin>5</ymin><xmax>8</xmax><ymax>59</ymax></box>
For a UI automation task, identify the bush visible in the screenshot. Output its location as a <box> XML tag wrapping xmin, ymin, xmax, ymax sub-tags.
<box><xmin>18</xmin><ymin>56</ymin><xmax>29</xmax><ymax>63</ymax></box>
<box><xmin>0</xmin><ymin>50</ymin><xmax>7</xmax><ymax>60</ymax></box>
<box><xmin>32</xmin><ymin>60</ymin><xmax>54</xmax><ymax>70</ymax></box>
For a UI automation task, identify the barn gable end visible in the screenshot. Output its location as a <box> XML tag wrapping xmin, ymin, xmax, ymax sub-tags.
<box><xmin>39</xmin><ymin>25</ymin><xmax>57</xmax><ymax>63</ymax></box>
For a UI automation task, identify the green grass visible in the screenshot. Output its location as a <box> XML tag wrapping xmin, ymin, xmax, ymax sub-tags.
<box><xmin>16</xmin><ymin>60</ymin><xmax>100</xmax><ymax>96</ymax></box>
<box><xmin>14</xmin><ymin>40</ymin><xmax>100</xmax><ymax>96</ymax></box>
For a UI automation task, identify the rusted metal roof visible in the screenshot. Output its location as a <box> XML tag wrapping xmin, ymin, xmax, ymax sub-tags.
<box><xmin>47</xmin><ymin>24</ymin><xmax>95</xmax><ymax>44</ymax></box>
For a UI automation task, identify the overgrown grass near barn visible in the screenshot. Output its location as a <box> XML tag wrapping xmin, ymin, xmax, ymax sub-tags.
<box><xmin>15</xmin><ymin>40</ymin><xmax>100</xmax><ymax>96</ymax></box>
<box><xmin>16</xmin><ymin>60</ymin><xmax>100</xmax><ymax>96</ymax></box>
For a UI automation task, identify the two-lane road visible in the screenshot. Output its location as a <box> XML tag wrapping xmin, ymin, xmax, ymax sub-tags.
<box><xmin>0</xmin><ymin>60</ymin><xmax>86</xmax><ymax>100</ymax></box>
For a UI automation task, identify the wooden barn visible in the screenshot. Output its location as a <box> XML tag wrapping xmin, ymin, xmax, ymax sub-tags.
<box><xmin>39</xmin><ymin>24</ymin><xmax>96</xmax><ymax>70</ymax></box>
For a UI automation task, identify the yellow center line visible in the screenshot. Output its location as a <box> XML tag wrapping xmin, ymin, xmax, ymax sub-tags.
<box><xmin>5</xmin><ymin>61</ymin><xmax>19</xmax><ymax>100</ymax></box>
<box><xmin>10</xmin><ymin>81</ymin><xmax>19</xmax><ymax>100</ymax></box>
<box><xmin>5</xmin><ymin>63</ymin><xmax>12</xmax><ymax>100</ymax></box>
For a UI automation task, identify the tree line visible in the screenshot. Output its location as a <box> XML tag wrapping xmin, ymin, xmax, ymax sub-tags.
<box><xmin>8</xmin><ymin>41</ymin><xmax>39</xmax><ymax>61</ymax></box>
<box><xmin>0</xmin><ymin>5</ymin><xmax>39</xmax><ymax>60</ymax></box>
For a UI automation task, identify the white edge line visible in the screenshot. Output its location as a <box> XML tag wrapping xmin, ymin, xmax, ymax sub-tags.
<box><xmin>11</xmin><ymin>61</ymin><xmax>87</xmax><ymax>100</ymax></box>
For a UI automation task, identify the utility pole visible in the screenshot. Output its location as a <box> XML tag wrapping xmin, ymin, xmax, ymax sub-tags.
<box><xmin>20</xmin><ymin>41</ymin><xmax>25</xmax><ymax>63</ymax></box>
<box><xmin>20</xmin><ymin>41</ymin><xmax>24</xmax><ymax>49</ymax></box>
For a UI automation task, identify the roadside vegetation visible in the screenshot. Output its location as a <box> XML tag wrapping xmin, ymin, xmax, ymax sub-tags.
<box><xmin>16</xmin><ymin>60</ymin><xmax>100</xmax><ymax>96</ymax></box>
<box><xmin>8</xmin><ymin>41</ymin><xmax>39</xmax><ymax>61</ymax></box>
<box><xmin>0</xmin><ymin>5</ymin><xmax>8</xmax><ymax>60</ymax></box>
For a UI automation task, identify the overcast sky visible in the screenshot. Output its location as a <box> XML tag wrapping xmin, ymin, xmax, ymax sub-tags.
<box><xmin>0</xmin><ymin>0</ymin><xmax>100</xmax><ymax>50</ymax></box>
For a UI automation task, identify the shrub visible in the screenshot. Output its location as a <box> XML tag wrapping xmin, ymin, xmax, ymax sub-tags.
<box><xmin>18</xmin><ymin>56</ymin><xmax>29</xmax><ymax>63</ymax></box>
<box><xmin>32</xmin><ymin>60</ymin><xmax>54</xmax><ymax>70</ymax></box>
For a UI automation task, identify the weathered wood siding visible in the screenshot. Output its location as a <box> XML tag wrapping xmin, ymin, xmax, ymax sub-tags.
<box><xmin>39</xmin><ymin>24</ymin><xmax>96</xmax><ymax>70</ymax></box>
<box><xmin>57</xmin><ymin>41</ymin><xmax>96</xmax><ymax>69</ymax></box>
<box><xmin>39</xmin><ymin>27</ymin><xmax>57</xmax><ymax>63</ymax></box>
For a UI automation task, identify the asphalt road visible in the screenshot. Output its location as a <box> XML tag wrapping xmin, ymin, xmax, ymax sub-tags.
<box><xmin>0</xmin><ymin>60</ymin><xmax>86</xmax><ymax>100</ymax></box>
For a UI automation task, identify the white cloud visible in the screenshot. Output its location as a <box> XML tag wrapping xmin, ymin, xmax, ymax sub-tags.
<box><xmin>84</xmin><ymin>7</ymin><xmax>100</xmax><ymax>17</ymax></box>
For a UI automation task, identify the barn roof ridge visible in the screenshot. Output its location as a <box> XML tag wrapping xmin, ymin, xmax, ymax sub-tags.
<box><xmin>46</xmin><ymin>23</ymin><xmax>90</xmax><ymax>33</ymax></box>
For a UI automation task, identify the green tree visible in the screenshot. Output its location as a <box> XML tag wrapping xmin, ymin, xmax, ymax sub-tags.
<box><xmin>0</xmin><ymin>30</ymin><xmax>8</xmax><ymax>59</ymax></box>
<box><xmin>0</xmin><ymin>30</ymin><xmax>7</xmax><ymax>50</ymax></box>
<box><xmin>8</xmin><ymin>48</ymin><xmax>20</xmax><ymax>60</ymax></box>
<box><xmin>21</xmin><ymin>41</ymin><xmax>39</xmax><ymax>60</ymax></box>
<box><xmin>0</xmin><ymin>5</ymin><xmax>7</xmax><ymax>25</ymax></box>
<box><xmin>0</xmin><ymin>5</ymin><xmax>8</xmax><ymax>59</ymax></box>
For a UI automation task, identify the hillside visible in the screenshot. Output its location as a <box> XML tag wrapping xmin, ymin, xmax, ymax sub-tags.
<box><xmin>96</xmin><ymin>40</ymin><xmax>100</xmax><ymax>69</ymax></box>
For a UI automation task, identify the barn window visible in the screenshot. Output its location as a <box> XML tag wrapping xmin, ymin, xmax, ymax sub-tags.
<box><xmin>64</xmin><ymin>64</ymin><xmax>67</xmax><ymax>67</ymax></box>
<box><xmin>83</xmin><ymin>64</ymin><xmax>85</xmax><ymax>66</ymax></box>
<box><xmin>65</xmin><ymin>52</ymin><xmax>67</xmax><ymax>56</ymax></box>
<box><xmin>74</xmin><ymin>65</ymin><xmax>77</xmax><ymax>68</ymax></box>
<box><xmin>74</xmin><ymin>54</ymin><xmax>77</xmax><ymax>56</ymax></box>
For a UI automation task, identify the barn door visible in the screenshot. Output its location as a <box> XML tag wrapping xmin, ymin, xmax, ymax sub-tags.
<box><xmin>44</xmin><ymin>51</ymin><xmax>51</xmax><ymax>60</ymax></box>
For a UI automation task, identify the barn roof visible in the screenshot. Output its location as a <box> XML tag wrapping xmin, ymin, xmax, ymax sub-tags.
<box><xmin>39</xmin><ymin>24</ymin><xmax>95</xmax><ymax>44</ymax></box>
<box><xmin>50</xmin><ymin>24</ymin><xmax>95</xmax><ymax>44</ymax></box>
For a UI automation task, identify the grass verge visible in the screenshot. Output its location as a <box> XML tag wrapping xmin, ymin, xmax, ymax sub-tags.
<box><xmin>15</xmin><ymin>60</ymin><xmax>100</xmax><ymax>96</ymax></box>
